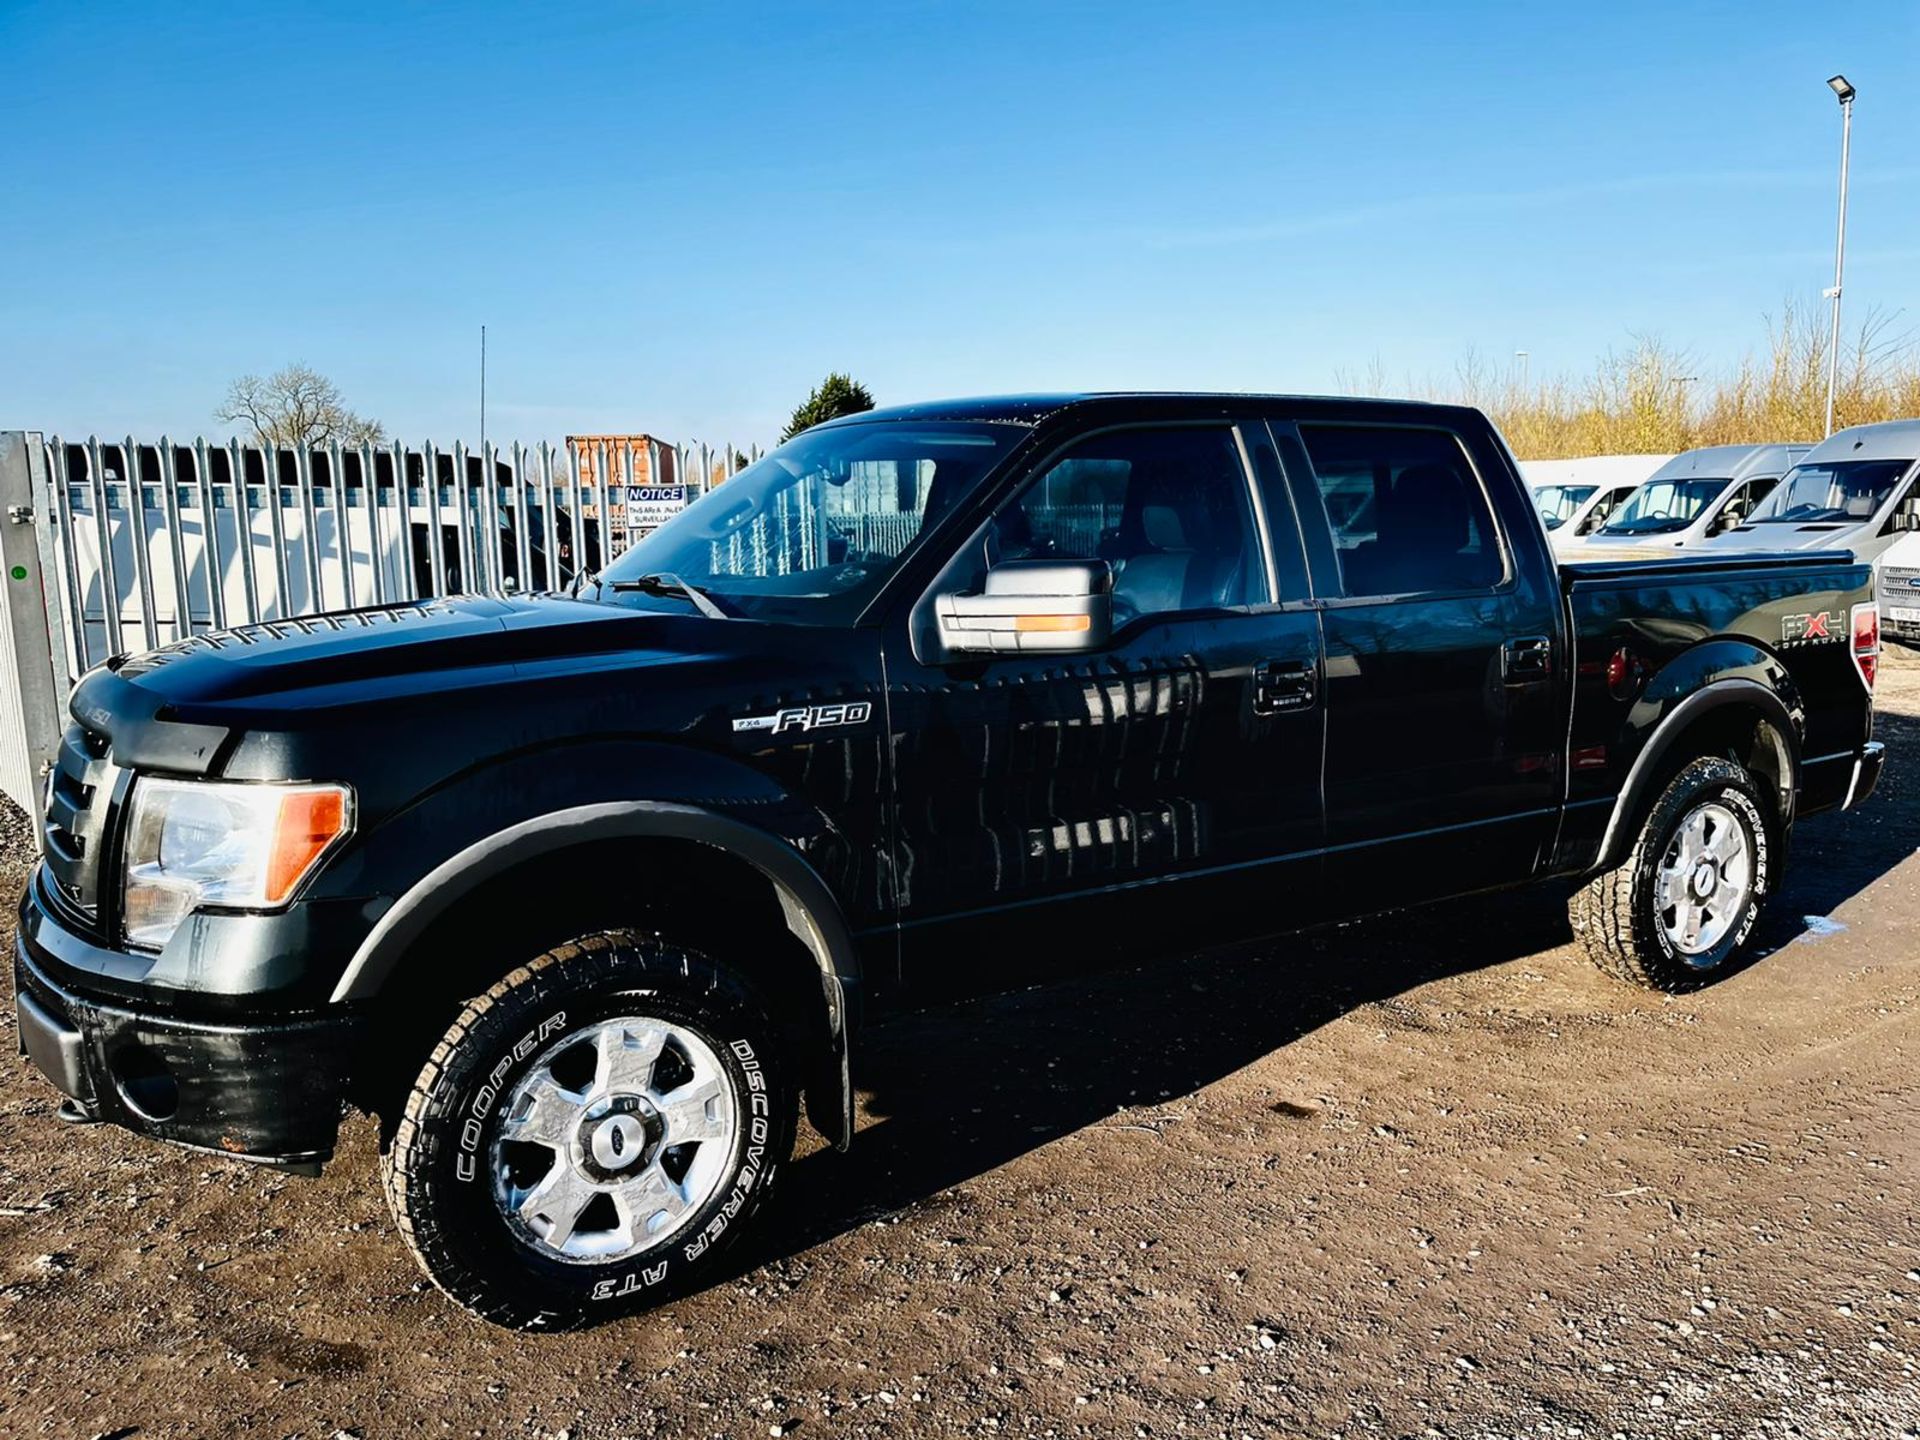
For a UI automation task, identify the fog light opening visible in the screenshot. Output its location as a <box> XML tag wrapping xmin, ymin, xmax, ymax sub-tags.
<box><xmin>110</xmin><ymin>1044</ymin><xmax>179</xmax><ymax>1122</ymax></box>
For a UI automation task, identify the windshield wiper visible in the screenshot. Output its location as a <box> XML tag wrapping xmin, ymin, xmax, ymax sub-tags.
<box><xmin>605</xmin><ymin>571</ymin><xmax>731</xmax><ymax>620</ymax></box>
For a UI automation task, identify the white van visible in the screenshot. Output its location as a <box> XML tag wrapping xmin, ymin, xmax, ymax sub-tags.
<box><xmin>1530</xmin><ymin>476</ymin><xmax>1647</xmax><ymax>549</ymax></box>
<box><xmin>1708</xmin><ymin>419</ymin><xmax>1920</xmax><ymax>567</ymax></box>
<box><xmin>1581</xmin><ymin>444</ymin><xmax>1808</xmax><ymax>551</ymax></box>
<box><xmin>1878</xmin><ymin>530</ymin><xmax>1920</xmax><ymax>648</ymax></box>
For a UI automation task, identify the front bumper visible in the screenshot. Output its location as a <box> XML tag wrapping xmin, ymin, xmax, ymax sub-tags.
<box><xmin>1880</xmin><ymin>581</ymin><xmax>1920</xmax><ymax>642</ymax></box>
<box><xmin>13</xmin><ymin>888</ymin><xmax>363</xmax><ymax>1168</ymax></box>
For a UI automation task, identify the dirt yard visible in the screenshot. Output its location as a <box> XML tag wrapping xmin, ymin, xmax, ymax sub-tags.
<box><xmin>4</xmin><ymin>655</ymin><xmax>1920</xmax><ymax>1440</ymax></box>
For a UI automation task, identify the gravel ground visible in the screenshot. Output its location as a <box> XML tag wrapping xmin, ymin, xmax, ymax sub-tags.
<box><xmin>3</xmin><ymin>652</ymin><xmax>1920</xmax><ymax>1439</ymax></box>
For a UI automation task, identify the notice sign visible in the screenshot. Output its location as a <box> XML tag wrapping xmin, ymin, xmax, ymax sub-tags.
<box><xmin>625</xmin><ymin>485</ymin><xmax>689</xmax><ymax>532</ymax></box>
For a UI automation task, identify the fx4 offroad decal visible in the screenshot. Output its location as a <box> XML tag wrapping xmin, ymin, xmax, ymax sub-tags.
<box><xmin>1782</xmin><ymin>610</ymin><xmax>1845</xmax><ymax>646</ymax></box>
<box><xmin>732</xmin><ymin>700</ymin><xmax>873</xmax><ymax>736</ymax></box>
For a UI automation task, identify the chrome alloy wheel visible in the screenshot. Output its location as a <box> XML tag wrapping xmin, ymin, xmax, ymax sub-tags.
<box><xmin>489</xmin><ymin>1017</ymin><xmax>739</xmax><ymax>1263</ymax></box>
<box><xmin>1656</xmin><ymin>800</ymin><xmax>1754</xmax><ymax>962</ymax></box>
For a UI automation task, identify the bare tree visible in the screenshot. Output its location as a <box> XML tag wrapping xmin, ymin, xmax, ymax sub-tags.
<box><xmin>216</xmin><ymin>363</ymin><xmax>386</xmax><ymax>448</ymax></box>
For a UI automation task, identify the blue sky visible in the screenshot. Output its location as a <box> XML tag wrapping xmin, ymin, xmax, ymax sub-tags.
<box><xmin>3</xmin><ymin>1</ymin><xmax>1917</xmax><ymax>448</ymax></box>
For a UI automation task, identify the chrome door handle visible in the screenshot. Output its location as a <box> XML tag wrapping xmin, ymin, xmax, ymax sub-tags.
<box><xmin>1502</xmin><ymin>635</ymin><xmax>1553</xmax><ymax>682</ymax></box>
<box><xmin>1254</xmin><ymin>659</ymin><xmax>1317</xmax><ymax>715</ymax></box>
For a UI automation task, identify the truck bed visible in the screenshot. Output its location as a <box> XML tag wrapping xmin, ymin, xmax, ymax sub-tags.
<box><xmin>1552</xmin><ymin>543</ymin><xmax>1877</xmax><ymax>877</ymax></box>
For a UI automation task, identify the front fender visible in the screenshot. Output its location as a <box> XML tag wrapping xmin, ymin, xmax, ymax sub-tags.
<box><xmin>320</xmin><ymin>741</ymin><xmax>862</xmax><ymax>1148</ymax></box>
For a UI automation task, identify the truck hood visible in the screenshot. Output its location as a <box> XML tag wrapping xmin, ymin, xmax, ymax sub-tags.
<box><xmin>67</xmin><ymin>593</ymin><xmax>746</xmax><ymax>771</ymax></box>
<box><xmin>102</xmin><ymin>593</ymin><xmax>726</xmax><ymax>705</ymax></box>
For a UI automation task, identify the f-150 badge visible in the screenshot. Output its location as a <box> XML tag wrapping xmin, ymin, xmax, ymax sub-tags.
<box><xmin>1781</xmin><ymin>610</ymin><xmax>1845</xmax><ymax>646</ymax></box>
<box><xmin>732</xmin><ymin>701</ymin><xmax>874</xmax><ymax>735</ymax></box>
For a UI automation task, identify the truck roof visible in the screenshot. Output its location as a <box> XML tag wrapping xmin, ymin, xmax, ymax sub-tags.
<box><xmin>815</xmin><ymin>392</ymin><xmax>1479</xmax><ymax>429</ymax></box>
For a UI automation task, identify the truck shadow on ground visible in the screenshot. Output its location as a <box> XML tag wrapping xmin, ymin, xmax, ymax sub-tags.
<box><xmin>727</xmin><ymin>706</ymin><xmax>1918</xmax><ymax>1282</ymax></box>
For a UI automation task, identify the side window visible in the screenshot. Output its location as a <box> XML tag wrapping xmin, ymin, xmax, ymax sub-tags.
<box><xmin>1580</xmin><ymin>489</ymin><xmax>1624</xmax><ymax>534</ymax></box>
<box><xmin>1297</xmin><ymin>425</ymin><xmax>1506</xmax><ymax>597</ymax></box>
<box><xmin>990</xmin><ymin>427</ymin><xmax>1267</xmax><ymax>620</ymax></box>
<box><xmin>1721</xmin><ymin>478</ymin><xmax>1773</xmax><ymax>528</ymax></box>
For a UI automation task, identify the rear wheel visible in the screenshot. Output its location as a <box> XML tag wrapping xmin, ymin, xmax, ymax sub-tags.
<box><xmin>381</xmin><ymin>931</ymin><xmax>794</xmax><ymax>1329</ymax></box>
<box><xmin>1570</xmin><ymin>756</ymin><xmax>1774</xmax><ymax>991</ymax></box>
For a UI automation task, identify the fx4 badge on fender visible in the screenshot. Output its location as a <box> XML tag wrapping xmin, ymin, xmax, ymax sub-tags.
<box><xmin>732</xmin><ymin>700</ymin><xmax>874</xmax><ymax>735</ymax></box>
<box><xmin>1782</xmin><ymin>610</ymin><xmax>1846</xmax><ymax>646</ymax></box>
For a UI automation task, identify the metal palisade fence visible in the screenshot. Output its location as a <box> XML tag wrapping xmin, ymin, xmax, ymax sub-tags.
<box><xmin>0</xmin><ymin>431</ymin><xmax>757</xmax><ymax>813</ymax></box>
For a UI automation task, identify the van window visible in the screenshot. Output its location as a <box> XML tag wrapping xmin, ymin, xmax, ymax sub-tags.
<box><xmin>1717</xmin><ymin>477</ymin><xmax>1778</xmax><ymax>529</ymax></box>
<box><xmin>1600</xmin><ymin>478</ymin><xmax>1728</xmax><ymax>535</ymax></box>
<box><xmin>1298</xmin><ymin>425</ymin><xmax>1505</xmax><ymax>596</ymax></box>
<box><xmin>1747</xmin><ymin>459</ymin><xmax>1912</xmax><ymax>524</ymax></box>
<box><xmin>1534</xmin><ymin>484</ymin><xmax>1595</xmax><ymax>530</ymax></box>
<box><xmin>1579</xmin><ymin>486</ymin><xmax>1629</xmax><ymax>534</ymax></box>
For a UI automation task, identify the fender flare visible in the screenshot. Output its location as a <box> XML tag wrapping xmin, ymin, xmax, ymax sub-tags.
<box><xmin>330</xmin><ymin>801</ymin><xmax>858</xmax><ymax>1149</ymax></box>
<box><xmin>1594</xmin><ymin>677</ymin><xmax>1800</xmax><ymax>872</ymax></box>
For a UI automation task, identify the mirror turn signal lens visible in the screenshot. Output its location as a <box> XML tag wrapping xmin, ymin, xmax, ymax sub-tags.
<box><xmin>1012</xmin><ymin>614</ymin><xmax>1092</xmax><ymax>634</ymax></box>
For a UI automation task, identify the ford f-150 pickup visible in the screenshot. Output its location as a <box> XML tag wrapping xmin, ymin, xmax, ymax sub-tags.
<box><xmin>12</xmin><ymin>394</ymin><xmax>1885</xmax><ymax>1328</ymax></box>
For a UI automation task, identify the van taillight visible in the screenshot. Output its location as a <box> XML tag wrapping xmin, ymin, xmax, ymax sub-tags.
<box><xmin>1852</xmin><ymin>602</ymin><xmax>1879</xmax><ymax>691</ymax></box>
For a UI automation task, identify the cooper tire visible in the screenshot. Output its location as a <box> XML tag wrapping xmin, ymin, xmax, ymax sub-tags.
<box><xmin>1570</xmin><ymin>756</ymin><xmax>1774</xmax><ymax>992</ymax></box>
<box><xmin>381</xmin><ymin>930</ymin><xmax>794</xmax><ymax>1330</ymax></box>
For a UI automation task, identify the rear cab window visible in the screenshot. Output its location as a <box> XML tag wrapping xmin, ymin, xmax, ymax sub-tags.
<box><xmin>1290</xmin><ymin>424</ymin><xmax>1509</xmax><ymax>598</ymax></box>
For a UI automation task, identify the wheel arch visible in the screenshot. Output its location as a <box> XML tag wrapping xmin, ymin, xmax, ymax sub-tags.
<box><xmin>1594</xmin><ymin>675</ymin><xmax>1801</xmax><ymax>874</ymax></box>
<box><xmin>334</xmin><ymin>802</ymin><xmax>859</xmax><ymax>1149</ymax></box>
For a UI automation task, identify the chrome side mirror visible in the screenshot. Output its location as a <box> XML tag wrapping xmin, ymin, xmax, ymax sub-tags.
<box><xmin>1893</xmin><ymin>498</ymin><xmax>1920</xmax><ymax>533</ymax></box>
<box><xmin>936</xmin><ymin>559</ymin><xmax>1112</xmax><ymax>655</ymax></box>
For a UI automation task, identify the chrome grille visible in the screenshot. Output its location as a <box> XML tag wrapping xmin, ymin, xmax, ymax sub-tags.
<box><xmin>41</xmin><ymin>722</ymin><xmax>118</xmax><ymax>922</ymax></box>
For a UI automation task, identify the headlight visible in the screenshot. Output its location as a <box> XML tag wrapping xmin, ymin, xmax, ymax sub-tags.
<box><xmin>121</xmin><ymin>778</ymin><xmax>353</xmax><ymax>951</ymax></box>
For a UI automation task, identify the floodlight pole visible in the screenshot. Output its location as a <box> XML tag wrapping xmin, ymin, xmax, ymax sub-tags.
<box><xmin>1823</xmin><ymin>77</ymin><xmax>1855</xmax><ymax>438</ymax></box>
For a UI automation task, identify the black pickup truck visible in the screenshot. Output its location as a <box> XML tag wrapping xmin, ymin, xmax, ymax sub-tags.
<box><xmin>13</xmin><ymin>394</ymin><xmax>1885</xmax><ymax>1328</ymax></box>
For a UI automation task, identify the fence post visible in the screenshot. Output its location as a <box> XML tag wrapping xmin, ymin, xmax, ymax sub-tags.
<box><xmin>0</xmin><ymin>432</ymin><xmax>68</xmax><ymax>816</ymax></box>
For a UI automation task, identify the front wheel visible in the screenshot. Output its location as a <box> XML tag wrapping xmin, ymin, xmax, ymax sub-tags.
<box><xmin>381</xmin><ymin>931</ymin><xmax>795</xmax><ymax>1329</ymax></box>
<box><xmin>1570</xmin><ymin>756</ymin><xmax>1776</xmax><ymax>991</ymax></box>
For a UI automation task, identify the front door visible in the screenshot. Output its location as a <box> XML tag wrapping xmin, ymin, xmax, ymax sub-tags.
<box><xmin>884</xmin><ymin>420</ymin><xmax>1325</xmax><ymax>996</ymax></box>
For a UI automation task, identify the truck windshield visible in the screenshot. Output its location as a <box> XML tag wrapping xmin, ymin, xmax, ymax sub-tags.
<box><xmin>1744</xmin><ymin>458</ymin><xmax>1912</xmax><ymax>524</ymax></box>
<box><xmin>1532</xmin><ymin>484</ymin><xmax>1596</xmax><ymax>530</ymax></box>
<box><xmin>1599</xmin><ymin>478</ymin><xmax>1728</xmax><ymax>535</ymax></box>
<box><xmin>599</xmin><ymin>420</ymin><xmax>1025</xmax><ymax>622</ymax></box>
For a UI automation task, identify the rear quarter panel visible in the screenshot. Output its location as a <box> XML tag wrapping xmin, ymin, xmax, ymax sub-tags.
<box><xmin>1555</xmin><ymin>555</ymin><xmax>1873</xmax><ymax>873</ymax></box>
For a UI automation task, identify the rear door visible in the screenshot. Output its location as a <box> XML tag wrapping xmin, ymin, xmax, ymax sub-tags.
<box><xmin>1270</xmin><ymin>414</ymin><xmax>1564</xmax><ymax>910</ymax></box>
<box><xmin>884</xmin><ymin>417</ymin><xmax>1326</xmax><ymax>995</ymax></box>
